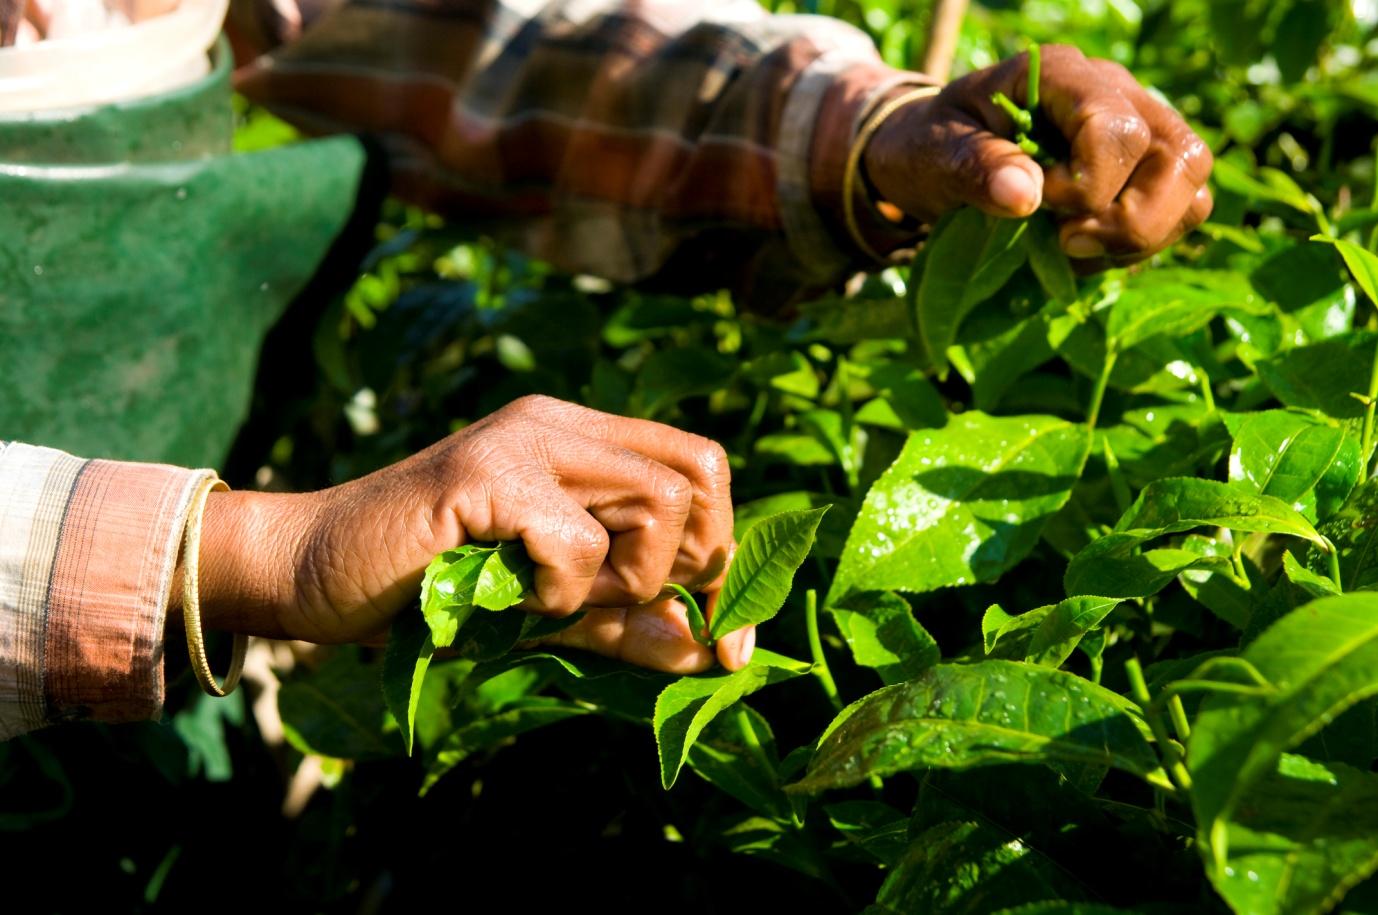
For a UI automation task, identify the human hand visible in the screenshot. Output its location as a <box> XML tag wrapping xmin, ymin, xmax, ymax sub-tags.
<box><xmin>862</xmin><ymin>45</ymin><xmax>1213</xmax><ymax>268</ymax></box>
<box><xmin>188</xmin><ymin>395</ymin><xmax>751</xmax><ymax>672</ymax></box>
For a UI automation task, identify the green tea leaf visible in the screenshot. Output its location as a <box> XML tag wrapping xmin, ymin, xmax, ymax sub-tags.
<box><xmin>1257</xmin><ymin>331</ymin><xmax>1377</xmax><ymax>419</ymax></box>
<box><xmin>830</xmin><ymin>591</ymin><xmax>941</xmax><ymax>684</ymax></box>
<box><xmin>824</xmin><ymin>800</ymin><xmax>910</xmax><ymax>867</ymax></box>
<box><xmin>873</xmin><ymin>820</ymin><xmax>1087</xmax><ymax>914</ymax></box>
<box><xmin>1023</xmin><ymin>212</ymin><xmax>1078</xmax><ymax>305</ymax></box>
<box><xmin>710</xmin><ymin>508</ymin><xmax>828</xmax><ymax>640</ymax></box>
<box><xmin>1210</xmin><ymin>754</ymin><xmax>1378</xmax><ymax>915</ymax></box>
<box><xmin>420</xmin><ymin>697</ymin><xmax>590</xmax><ymax>795</ymax></box>
<box><xmin>1314</xmin><ymin>235</ymin><xmax>1378</xmax><ymax>307</ymax></box>
<box><xmin>1065</xmin><ymin>478</ymin><xmax>1325</xmax><ymax>598</ymax></box>
<box><xmin>420</xmin><ymin>545</ymin><xmax>490</xmax><ymax>648</ymax></box>
<box><xmin>830</xmin><ymin>412</ymin><xmax>1088</xmax><ymax>605</ymax></box>
<box><xmin>686</xmin><ymin>705</ymin><xmax>791</xmax><ymax>820</ymax></box>
<box><xmin>1313</xmin><ymin>477</ymin><xmax>1378</xmax><ymax>591</ymax></box>
<box><xmin>1105</xmin><ymin>269</ymin><xmax>1260</xmax><ymax>353</ymax></box>
<box><xmin>279</xmin><ymin>647</ymin><xmax>395</xmax><ymax>760</ymax></box>
<box><xmin>789</xmin><ymin>660</ymin><xmax>1158</xmax><ymax>794</ymax></box>
<box><xmin>1189</xmin><ymin>594</ymin><xmax>1378</xmax><ymax>864</ymax></box>
<box><xmin>1024</xmin><ymin>596</ymin><xmax>1122</xmax><ymax>668</ymax></box>
<box><xmin>1224</xmin><ymin>409</ymin><xmax>1361</xmax><ymax>523</ymax></box>
<box><xmin>915</xmin><ymin>209</ymin><xmax>1029</xmax><ymax>375</ymax></box>
<box><xmin>654</xmin><ymin>649</ymin><xmax>811</xmax><ymax>789</ymax></box>
<box><xmin>381</xmin><ymin>608</ymin><xmax>434</xmax><ymax>756</ymax></box>
<box><xmin>732</xmin><ymin>491</ymin><xmax>854</xmax><ymax>559</ymax></box>
<box><xmin>473</xmin><ymin>541</ymin><xmax>535</xmax><ymax>611</ymax></box>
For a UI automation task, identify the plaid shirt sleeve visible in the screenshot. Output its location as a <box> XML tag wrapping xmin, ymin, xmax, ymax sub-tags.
<box><xmin>0</xmin><ymin>442</ymin><xmax>215</xmax><ymax>740</ymax></box>
<box><xmin>227</xmin><ymin>0</ymin><xmax>933</xmax><ymax>310</ymax></box>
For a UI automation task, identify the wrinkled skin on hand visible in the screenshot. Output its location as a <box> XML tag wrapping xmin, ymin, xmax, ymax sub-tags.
<box><xmin>864</xmin><ymin>44</ymin><xmax>1213</xmax><ymax>269</ymax></box>
<box><xmin>190</xmin><ymin>396</ymin><xmax>752</xmax><ymax>673</ymax></box>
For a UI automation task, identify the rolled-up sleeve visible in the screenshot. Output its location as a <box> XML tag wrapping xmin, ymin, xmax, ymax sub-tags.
<box><xmin>228</xmin><ymin>0</ymin><xmax>933</xmax><ymax>310</ymax></box>
<box><xmin>0</xmin><ymin>442</ymin><xmax>214</xmax><ymax>740</ymax></box>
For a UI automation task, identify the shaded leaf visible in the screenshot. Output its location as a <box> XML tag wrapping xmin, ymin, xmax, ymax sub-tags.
<box><xmin>830</xmin><ymin>591</ymin><xmax>941</xmax><ymax>684</ymax></box>
<box><xmin>381</xmin><ymin>608</ymin><xmax>434</xmax><ymax>756</ymax></box>
<box><xmin>915</xmin><ymin>209</ymin><xmax>1029</xmax><ymax>375</ymax></box>
<box><xmin>1189</xmin><ymin>594</ymin><xmax>1378</xmax><ymax>865</ymax></box>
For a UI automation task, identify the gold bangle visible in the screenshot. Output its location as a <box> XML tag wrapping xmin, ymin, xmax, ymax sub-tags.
<box><xmin>182</xmin><ymin>475</ymin><xmax>245</xmax><ymax>698</ymax></box>
<box><xmin>842</xmin><ymin>85</ymin><xmax>943</xmax><ymax>265</ymax></box>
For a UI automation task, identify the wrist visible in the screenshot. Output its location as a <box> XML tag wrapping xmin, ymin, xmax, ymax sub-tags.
<box><xmin>810</xmin><ymin>66</ymin><xmax>937</xmax><ymax>263</ymax></box>
<box><xmin>170</xmin><ymin>489</ymin><xmax>316</xmax><ymax>639</ymax></box>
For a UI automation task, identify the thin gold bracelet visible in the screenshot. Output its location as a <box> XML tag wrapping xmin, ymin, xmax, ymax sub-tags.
<box><xmin>842</xmin><ymin>85</ymin><xmax>943</xmax><ymax>265</ymax></box>
<box><xmin>183</xmin><ymin>475</ymin><xmax>246</xmax><ymax>697</ymax></box>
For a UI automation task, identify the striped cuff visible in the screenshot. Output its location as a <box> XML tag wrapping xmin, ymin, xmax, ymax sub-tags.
<box><xmin>780</xmin><ymin>50</ymin><xmax>935</xmax><ymax>279</ymax></box>
<box><xmin>0</xmin><ymin>442</ymin><xmax>214</xmax><ymax>739</ymax></box>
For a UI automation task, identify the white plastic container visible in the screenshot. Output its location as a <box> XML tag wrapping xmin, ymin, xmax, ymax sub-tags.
<box><xmin>0</xmin><ymin>0</ymin><xmax>227</xmax><ymax>113</ymax></box>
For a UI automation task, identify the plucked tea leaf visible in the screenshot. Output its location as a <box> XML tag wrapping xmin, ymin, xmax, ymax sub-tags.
<box><xmin>830</xmin><ymin>413</ymin><xmax>1088</xmax><ymax>605</ymax></box>
<box><xmin>789</xmin><ymin>660</ymin><xmax>1158</xmax><ymax>794</ymax></box>
<box><xmin>710</xmin><ymin>508</ymin><xmax>828</xmax><ymax>640</ymax></box>
<box><xmin>473</xmin><ymin>541</ymin><xmax>535</xmax><ymax>611</ymax></box>
<box><xmin>420</xmin><ymin>545</ymin><xmax>490</xmax><ymax>648</ymax></box>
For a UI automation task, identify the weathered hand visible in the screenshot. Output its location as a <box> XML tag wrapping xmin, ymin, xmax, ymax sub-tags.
<box><xmin>863</xmin><ymin>45</ymin><xmax>1213</xmax><ymax>267</ymax></box>
<box><xmin>189</xmin><ymin>395</ymin><xmax>752</xmax><ymax>672</ymax></box>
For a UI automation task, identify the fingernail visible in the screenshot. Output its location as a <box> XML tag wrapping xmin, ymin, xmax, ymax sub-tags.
<box><xmin>734</xmin><ymin>627</ymin><xmax>756</xmax><ymax>669</ymax></box>
<box><xmin>1065</xmin><ymin>234</ymin><xmax>1105</xmax><ymax>258</ymax></box>
<box><xmin>989</xmin><ymin>166</ymin><xmax>1039</xmax><ymax>216</ymax></box>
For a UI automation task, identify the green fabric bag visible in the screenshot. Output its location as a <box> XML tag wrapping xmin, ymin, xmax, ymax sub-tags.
<box><xmin>0</xmin><ymin>36</ymin><xmax>365</xmax><ymax>468</ymax></box>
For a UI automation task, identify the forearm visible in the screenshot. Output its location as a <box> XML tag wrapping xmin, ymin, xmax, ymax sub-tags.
<box><xmin>228</xmin><ymin>0</ymin><xmax>931</xmax><ymax>309</ymax></box>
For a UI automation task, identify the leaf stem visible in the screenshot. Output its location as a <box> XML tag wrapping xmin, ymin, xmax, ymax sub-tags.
<box><xmin>805</xmin><ymin>589</ymin><xmax>843</xmax><ymax>711</ymax></box>
<box><xmin>1125</xmin><ymin>656</ymin><xmax>1194</xmax><ymax>793</ymax></box>
<box><xmin>1324</xmin><ymin>536</ymin><xmax>1344</xmax><ymax>591</ymax></box>
<box><xmin>1167</xmin><ymin>695</ymin><xmax>1192</xmax><ymax>743</ymax></box>
<box><xmin>1087</xmin><ymin>350</ymin><xmax>1117</xmax><ymax>430</ymax></box>
<box><xmin>736</xmin><ymin>707</ymin><xmax>777</xmax><ymax>785</ymax></box>
<box><xmin>669</xmin><ymin>583</ymin><xmax>713</xmax><ymax>647</ymax></box>
<box><xmin>1360</xmin><ymin>347</ymin><xmax>1378</xmax><ymax>484</ymax></box>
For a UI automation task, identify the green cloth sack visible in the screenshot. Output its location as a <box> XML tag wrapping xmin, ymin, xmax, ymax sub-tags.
<box><xmin>0</xmin><ymin>36</ymin><xmax>365</xmax><ymax>468</ymax></box>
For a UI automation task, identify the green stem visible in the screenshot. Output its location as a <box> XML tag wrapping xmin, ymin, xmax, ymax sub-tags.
<box><xmin>1325</xmin><ymin>536</ymin><xmax>1344</xmax><ymax>591</ymax></box>
<box><xmin>668</xmin><ymin>583</ymin><xmax>712</xmax><ymax>647</ymax></box>
<box><xmin>1360</xmin><ymin>348</ymin><xmax>1378</xmax><ymax>485</ymax></box>
<box><xmin>1027</xmin><ymin>43</ymin><xmax>1042</xmax><ymax>111</ymax></box>
<box><xmin>1199</xmin><ymin>369</ymin><xmax>1216</xmax><ymax>414</ymax></box>
<box><xmin>736</xmin><ymin>707</ymin><xmax>777</xmax><ymax>785</ymax></box>
<box><xmin>805</xmin><ymin>589</ymin><xmax>843</xmax><ymax>711</ymax></box>
<box><xmin>1087</xmin><ymin>350</ymin><xmax>1117</xmax><ymax>430</ymax></box>
<box><xmin>1167</xmin><ymin>695</ymin><xmax>1192</xmax><ymax>743</ymax></box>
<box><xmin>1125</xmin><ymin>657</ymin><xmax>1194</xmax><ymax>793</ymax></box>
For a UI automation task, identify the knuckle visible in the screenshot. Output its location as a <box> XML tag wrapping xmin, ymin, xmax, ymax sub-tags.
<box><xmin>656</xmin><ymin>472</ymin><xmax>694</xmax><ymax>514</ymax></box>
<box><xmin>691</xmin><ymin>438</ymin><xmax>731</xmax><ymax>489</ymax></box>
<box><xmin>1178</xmin><ymin>137</ymin><xmax>1214</xmax><ymax>185</ymax></box>
<box><xmin>565</xmin><ymin>518</ymin><xmax>610</xmax><ymax>570</ymax></box>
